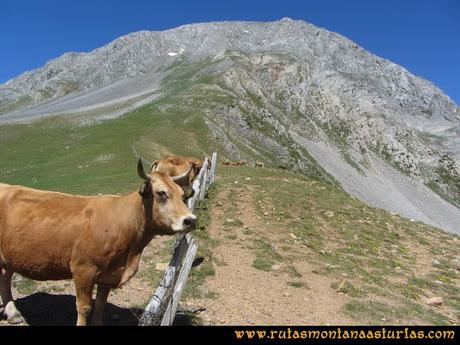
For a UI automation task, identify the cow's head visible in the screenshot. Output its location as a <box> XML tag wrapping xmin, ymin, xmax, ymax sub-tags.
<box><xmin>137</xmin><ymin>158</ymin><xmax>197</xmax><ymax>235</ymax></box>
<box><xmin>193</xmin><ymin>159</ymin><xmax>204</xmax><ymax>173</ymax></box>
<box><xmin>188</xmin><ymin>158</ymin><xmax>211</xmax><ymax>183</ymax></box>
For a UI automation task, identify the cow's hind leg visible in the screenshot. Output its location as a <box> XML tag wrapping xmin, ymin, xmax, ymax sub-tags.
<box><xmin>90</xmin><ymin>285</ymin><xmax>110</xmax><ymax>326</ymax></box>
<box><xmin>73</xmin><ymin>274</ymin><xmax>95</xmax><ymax>326</ymax></box>
<box><xmin>0</xmin><ymin>268</ymin><xmax>24</xmax><ymax>324</ymax></box>
<box><xmin>0</xmin><ymin>268</ymin><xmax>12</xmax><ymax>309</ymax></box>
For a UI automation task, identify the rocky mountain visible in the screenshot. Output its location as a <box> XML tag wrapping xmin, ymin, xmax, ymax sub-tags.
<box><xmin>0</xmin><ymin>18</ymin><xmax>459</xmax><ymax>233</ymax></box>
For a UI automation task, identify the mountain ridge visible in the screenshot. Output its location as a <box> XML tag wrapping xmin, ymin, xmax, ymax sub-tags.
<box><xmin>2</xmin><ymin>18</ymin><xmax>458</xmax><ymax>111</ymax></box>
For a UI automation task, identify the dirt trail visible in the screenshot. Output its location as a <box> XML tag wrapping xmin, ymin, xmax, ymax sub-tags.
<box><xmin>185</xmin><ymin>186</ymin><xmax>353</xmax><ymax>325</ymax></box>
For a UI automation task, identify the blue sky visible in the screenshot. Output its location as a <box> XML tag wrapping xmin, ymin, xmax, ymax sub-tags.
<box><xmin>1</xmin><ymin>0</ymin><xmax>459</xmax><ymax>104</ymax></box>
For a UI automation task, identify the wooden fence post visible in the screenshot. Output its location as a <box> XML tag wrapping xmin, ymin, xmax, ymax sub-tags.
<box><xmin>210</xmin><ymin>152</ymin><xmax>217</xmax><ymax>185</ymax></box>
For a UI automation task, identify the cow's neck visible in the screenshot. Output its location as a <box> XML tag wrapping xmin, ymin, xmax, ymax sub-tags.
<box><xmin>103</xmin><ymin>191</ymin><xmax>157</xmax><ymax>288</ymax></box>
<box><xmin>116</xmin><ymin>192</ymin><xmax>155</xmax><ymax>251</ymax></box>
<box><xmin>139</xmin><ymin>194</ymin><xmax>157</xmax><ymax>246</ymax></box>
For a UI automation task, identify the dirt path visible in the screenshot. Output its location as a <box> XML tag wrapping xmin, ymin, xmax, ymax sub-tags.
<box><xmin>185</xmin><ymin>184</ymin><xmax>353</xmax><ymax>325</ymax></box>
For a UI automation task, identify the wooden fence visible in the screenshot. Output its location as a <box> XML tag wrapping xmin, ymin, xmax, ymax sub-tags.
<box><xmin>139</xmin><ymin>152</ymin><xmax>217</xmax><ymax>326</ymax></box>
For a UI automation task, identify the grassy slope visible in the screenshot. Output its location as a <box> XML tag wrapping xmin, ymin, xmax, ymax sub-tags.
<box><xmin>0</xmin><ymin>103</ymin><xmax>221</xmax><ymax>195</ymax></box>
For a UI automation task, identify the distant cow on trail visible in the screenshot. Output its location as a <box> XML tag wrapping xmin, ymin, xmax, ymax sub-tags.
<box><xmin>0</xmin><ymin>158</ymin><xmax>196</xmax><ymax>325</ymax></box>
<box><xmin>222</xmin><ymin>159</ymin><xmax>249</xmax><ymax>167</ymax></box>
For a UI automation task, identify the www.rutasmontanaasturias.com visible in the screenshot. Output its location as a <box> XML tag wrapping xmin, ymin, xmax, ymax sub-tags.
<box><xmin>234</xmin><ymin>327</ymin><xmax>456</xmax><ymax>340</ymax></box>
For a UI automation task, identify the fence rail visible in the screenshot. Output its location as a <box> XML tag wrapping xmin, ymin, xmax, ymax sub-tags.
<box><xmin>139</xmin><ymin>152</ymin><xmax>217</xmax><ymax>326</ymax></box>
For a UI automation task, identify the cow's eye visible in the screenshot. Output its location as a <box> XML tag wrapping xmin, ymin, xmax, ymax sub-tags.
<box><xmin>156</xmin><ymin>191</ymin><xmax>168</xmax><ymax>201</ymax></box>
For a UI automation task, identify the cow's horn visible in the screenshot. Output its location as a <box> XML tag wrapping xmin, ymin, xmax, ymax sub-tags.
<box><xmin>137</xmin><ymin>158</ymin><xmax>151</xmax><ymax>181</ymax></box>
<box><xmin>150</xmin><ymin>160</ymin><xmax>159</xmax><ymax>172</ymax></box>
<box><xmin>172</xmin><ymin>162</ymin><xmax>195</xmax><ymax>182</ymax></box>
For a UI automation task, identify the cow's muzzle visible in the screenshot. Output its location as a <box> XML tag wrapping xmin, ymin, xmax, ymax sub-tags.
<box><xmin>183</xmin><ymin>215</ymin><xmax>197</xmax><ymax>229</ymax></box>
<box><xmin>172</xmin><ymin>214</ymin><xmax>197</xmax><ymax>233</ymax></box>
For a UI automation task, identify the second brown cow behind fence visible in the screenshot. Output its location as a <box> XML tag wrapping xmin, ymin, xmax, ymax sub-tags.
<box><xmin>150</xmin><ymin>154</ymin><xmax>211</xmax><ymax>197</ymax></box>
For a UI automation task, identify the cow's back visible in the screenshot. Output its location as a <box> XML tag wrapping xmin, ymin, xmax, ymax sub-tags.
<box><xmin>154</xmin><ymin>160</ymin><xmax>189</xmax><ymax>179</ymax></box>
<box><xmin>165</xmin><ymin>154</ymin><xmax>204</xmax><ymax>168</ymax></box>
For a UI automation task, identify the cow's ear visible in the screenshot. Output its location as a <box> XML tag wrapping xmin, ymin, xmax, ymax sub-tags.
<box><xmin>139</xmin><ymin>181</ymin><xmax>152</xmax><ymax>199</ymax></box>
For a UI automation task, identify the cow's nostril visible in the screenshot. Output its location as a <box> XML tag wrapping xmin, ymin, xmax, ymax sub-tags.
<box><xmin>183</xmin><ymin>216</ymin><xmax>197</xmax><ymax>228</ymax></box>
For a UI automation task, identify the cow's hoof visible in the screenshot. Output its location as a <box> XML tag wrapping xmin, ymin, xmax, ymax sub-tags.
<box><xmin>5</xmin><ymin>301</ymin><xmax>25</xmax><ymax>325</ymax></box>
<box><xmin>7</xmin><ymin>314</ymin><xmax>25</xmax><ymax>324</ymax></box>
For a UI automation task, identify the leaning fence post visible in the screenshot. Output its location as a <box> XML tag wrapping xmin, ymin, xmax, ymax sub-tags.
<box><xmin>210</xmin><ymin>152</ymin><xmax>217</xmax><ymax>185</ymax></box>
<box><xmin>199</xmin><ymin>158</ymin><xmax>209</xmax><ymax>200</ymax></box>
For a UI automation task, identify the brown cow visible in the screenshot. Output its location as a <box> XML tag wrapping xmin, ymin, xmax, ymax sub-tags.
<box><xmin>221</xmin><ymin>158</ymin><xmax>249</xmax><ymax>167</ymax></box>
<box><xmin>0</xmin><ymin>158</ymin><xmax>196</xmax><ymax>325</ymax></box>
<box><xmin>150</xmin><ymin>154</ymin><xmax>209</xmax><ymax>187</ymax></box>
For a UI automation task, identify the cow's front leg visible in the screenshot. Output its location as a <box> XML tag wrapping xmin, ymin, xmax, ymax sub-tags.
<box><xmin>0</xmin><ymin>268</ymin><xmax>24</xmax><ymax>324</ymax></box>
<box><xmin>91</xmin><ymin>285</ymin><xmax>110</xmax><ymax>325</ymax></box>
<box><xmin>73</xmin><ymin>274</ymin><xmax>95</xmax><ymax>326</ymax></box>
